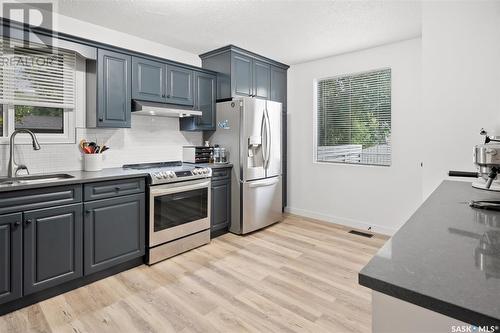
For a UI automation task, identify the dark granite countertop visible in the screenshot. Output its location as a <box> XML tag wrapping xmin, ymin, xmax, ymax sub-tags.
<box><xmin>185</xmin><ymin>162</ymin><xmax>233</xmax><ymax>169</ymax></box>
<box><xmin>0</xmin><ymin>168</ymin><xmax>150</xmax><ymax>192</ymax></box>
<box><xmin>359</xmin><ymin>180</ymin><xmax>500</xmax><ymax>326</ymax></box>
<box><xmin>0</xmin><ymin>163</ymin><xmax>233</xmax><ymax>193</ymax></box>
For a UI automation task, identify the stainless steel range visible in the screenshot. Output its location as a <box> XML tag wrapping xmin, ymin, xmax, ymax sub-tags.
<box><xmin>123</xmin><ymin>161</ymin><xmax>212</xmax><ymax>264</ymax></box>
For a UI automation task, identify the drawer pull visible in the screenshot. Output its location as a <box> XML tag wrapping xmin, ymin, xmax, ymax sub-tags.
<box><xmin>114</xmin><ymin>187</ymin><xmax>121</xmax><ymax>191</ymax></box>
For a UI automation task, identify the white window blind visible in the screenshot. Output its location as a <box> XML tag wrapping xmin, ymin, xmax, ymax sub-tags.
<box><xmin>0</xmin><ymin>37</ymin><xmax>76</xmax><ymax>108</ymax></box>
<box><xmin>316</xmin><ymin>68</ymin><xmax>391</xmax><ymax>166</ymax></box>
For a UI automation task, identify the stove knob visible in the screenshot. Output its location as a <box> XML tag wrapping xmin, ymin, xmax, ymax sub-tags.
<box><xmin>193</xmin><ymin>169</ymin><xmax>199</xmax><ymax>175</ymax></box>
<box><xmin>169</xmin><ymin>171</ymin><xmax>176</xmax><ymax>178</ymax></box>
<box><xmin>162</xmin><ymin>172</ymin><xmax>168</xmax><ymax>179</ymax></box>
<box><xmin>154</xmin><ymin>173</ymin><xmax>161</xmax><ymax>179</ymax></box>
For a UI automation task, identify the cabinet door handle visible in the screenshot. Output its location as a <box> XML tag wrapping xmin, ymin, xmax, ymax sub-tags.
<box><xmin>98</xmin><ymin>117</ymin><xmax>103</xmax><ymax>122</ymax></box>
<box><xmin>25</xmin><ymin>219</ymin><xmax>33</xmax><ymax>225</ymax></box>
<box><xmin>114</xmin><ymin>186</ymin><xmax>121</xmax><ymax>191</ymax></box>
<box><xmin>166</xmin><ymin>94</ymin><xmax>171</xmax><ymax>98</ymax></box>
<box><xmin>85</xmin><ymin>209</ymin><xmax>91</xmax><ymax>214</ymax></box>
<box><xmin>14</xmin><ymin>220</ymin><xmax>21</xmax><ymax>227</ymax></box>
<box><xmin>162</xmin><ymin>93</ymin><xmax>165</xmax><ymax>98</ymax></box>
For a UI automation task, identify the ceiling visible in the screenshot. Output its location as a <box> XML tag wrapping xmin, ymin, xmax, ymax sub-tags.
<box><xmin>54</xmin><ymin>0</ymin><xmax>422</xmax><ymax>65</ymax></box>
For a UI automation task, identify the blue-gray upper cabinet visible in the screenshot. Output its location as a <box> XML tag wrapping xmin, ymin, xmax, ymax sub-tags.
<box><xmin>179</xmin><ymin>71</ymin><xmax>217</xmax><ymax>131</ymax></box>
<box><xmin>166</xmin><ymin>65</ymin><xmax>194</xmax><ymax>106</ymax></box>
<box><xmin>270</xmin><ymin>65</ymin><xmax>287</xmax><ymax>105</ymax></box>
<box><xmin>131</xmin><ymin>58</ymin><xmax>194</xmax><ymax>106</ymax></box>
<box><xmin>23</xmin><ymin>203</ymin><xmax>83</xmax><ymax>295</ymax></box>
<box><xmin>200</xmin><ymin>46</ymin><xmax>287</xmax><ymax>101</ymax></box>
<box><xmin>232</xmin><ymin>54</ymin><xmax>270</xmax><ymax>99</ymax></box>
<box><xmin>87</xmin><ymin>49</ymin><xmax>132</xmax><ymax>128</ymax></box>
<box><xmin>132</xmin><ymin>57</ymin><xmax>165</xmax><ymax>103</ymax></box>
<box><xmin>0</xmin><ymin>213</ymin><xmax>22</xmax><ymax>306</ymax></box>
<box><xmin>232</xmin><ymin>53</ymin><xmax>254</xmax><ymax>97</ymax></box>
<box><xmin>253</xmin><ymin>60</ymin><xmax>271</xmax><ymax>99</ymax></box>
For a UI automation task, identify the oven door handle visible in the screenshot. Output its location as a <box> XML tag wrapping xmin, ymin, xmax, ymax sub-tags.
<box><xmin>150</xmin><ymin>180</ymin><xmax>211</xmax><ymax>197</ymax></box>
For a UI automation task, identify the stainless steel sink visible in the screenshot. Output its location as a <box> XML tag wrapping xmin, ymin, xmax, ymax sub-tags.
<box><xmin>0</xmin><ymin>173</ymin><xmax>75</xmax><ymax>186</ymax></box>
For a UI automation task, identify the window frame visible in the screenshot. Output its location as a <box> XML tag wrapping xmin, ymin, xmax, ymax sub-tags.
<box><xmin>0</xmin><ymin>55</ymin><xmax>84</xmax><ymax>145</ymax></box>
<box><xmin>0</xmin><ymin>104</ymin><xmax>75</xmax><ymax>144</ymax></box>
<box><xmin>312</xmin><ymin>67</ymin><xmax>392</xmax><ymax>167</ymax></box>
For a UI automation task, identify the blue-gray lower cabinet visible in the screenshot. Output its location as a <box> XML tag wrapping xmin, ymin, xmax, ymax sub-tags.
<box><xmin>211</xmin><ymin>167</ymin><xmax>232</xmax><ymax>238</ymax></box>
<box><xmin>23</xmin><ymin>203</ymin><xmax>83</xmax><ymax>295</ymax></box>
<box><xmin>83</xmin><ymin>193</ymin><xmax>145</xmax><ymax>275</ymax></box>
<box><xmin>0</xmin><ymin>213</ymin><xmax>22</xmax><ymax>306</ymax></box>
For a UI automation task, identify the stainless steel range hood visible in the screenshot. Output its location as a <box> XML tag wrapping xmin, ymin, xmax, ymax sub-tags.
<box><xmin>132</xmin><ymin>100</ymin><xmax>202</xmax><ymax>118</ymax></box>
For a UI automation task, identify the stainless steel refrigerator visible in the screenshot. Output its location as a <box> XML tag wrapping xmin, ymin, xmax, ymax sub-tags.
<box><xmin>208</xmin><ymin>97</ymin><xmax>282</xmax><ymax>234</ymax></box>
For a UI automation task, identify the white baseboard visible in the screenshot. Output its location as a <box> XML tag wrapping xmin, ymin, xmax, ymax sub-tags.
<box><xmin>284</xmin><ymin>206</ymin><xmax>397</xmax><ymax>236</ymax></box>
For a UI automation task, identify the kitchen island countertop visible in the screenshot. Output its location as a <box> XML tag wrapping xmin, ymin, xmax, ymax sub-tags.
<box><xmin>359</xmin><ymin>180</ymin><xmax>500</xmax><ymax>326</ymax></box>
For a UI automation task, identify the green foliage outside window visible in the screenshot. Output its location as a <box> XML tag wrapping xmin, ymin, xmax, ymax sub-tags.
<box><xmin>318</xmin><ymin>69</ymin><xmax>391</xmax><ymax>149</ymax></box>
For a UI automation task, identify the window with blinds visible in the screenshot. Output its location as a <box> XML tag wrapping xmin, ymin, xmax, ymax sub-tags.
<box><xmin>0</xmin><ymin>37</ymin><xmax>76</xmax><ymax>108</ymax></box>
<box><xmin>316</xmin><ymin>68</ymin><xmax>391</xmax><ymax>166</ymax></box>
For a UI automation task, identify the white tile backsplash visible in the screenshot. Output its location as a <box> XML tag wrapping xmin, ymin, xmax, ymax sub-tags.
<box><xmin>0</xmin><ymin>115</ymin><xmax>202</xmax><ymax>175</ymax></box>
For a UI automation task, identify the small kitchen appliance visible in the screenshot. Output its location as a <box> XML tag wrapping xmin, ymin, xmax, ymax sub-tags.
<box><xmin>472</xmin><ymin>129</ymin><xmax>500</xmax><ymax>191</ymax></box>
<box><xmin>182</xmin><ymin>146</ymin><xmax>214</xmax><ymax>164</ymax></box>
<box><xmin>123</xmin><ymin>161</ymin><xmax>212</xmax><ymax>264</ymax></box>
<box><xmin>213</xmin><ymin>146</ymin><xmax>228</xmax><ymax>164</ymax></box>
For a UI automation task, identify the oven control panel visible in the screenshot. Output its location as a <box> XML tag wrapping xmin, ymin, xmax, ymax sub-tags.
<box><xmin>153</xmin><ymin>170</ymin><xmax>177</xmax><ymax>180</ymax></box>
<box><xmin>151</xmin><ymin>167</ymin><xmax>211</xmax><ymax>183</ymax></box>
<box><xmin>192</xmin><ymin>167</ymin><xmax>211</xmax><ymax>176</ymax></box>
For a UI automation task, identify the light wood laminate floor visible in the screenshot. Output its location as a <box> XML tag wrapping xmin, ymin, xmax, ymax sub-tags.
<box><xmin>0</xmin><ymin>214</ymin><xmax>388</xmax><ymax>333</ymax></box>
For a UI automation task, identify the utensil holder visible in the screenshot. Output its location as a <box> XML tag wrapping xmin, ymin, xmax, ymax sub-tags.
<box><xmin>84</xmin><ymin>154</ymin><xmax>103</xmax><ymax>172</ymax></box>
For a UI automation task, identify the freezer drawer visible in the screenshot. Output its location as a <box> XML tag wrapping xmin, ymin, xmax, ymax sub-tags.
<box><xmin>242</xmin><ymin>176</ymin><xmax>282</xmax><ymax>234</ymax></box>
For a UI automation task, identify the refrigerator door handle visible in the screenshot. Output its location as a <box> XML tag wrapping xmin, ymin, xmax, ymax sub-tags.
<box><xmin>248</xmin><ymin>177</ymin><xmax>280</xmax><ymax>188</ymax></box>
<box><xmin>264</xmin><ymin>107</ymin><xmax>272</xmax><ymax>169</ymax></box>
<box><xmin>261</xmin><ymin>109</ymin><xmax>268</xmax><ymax>168</ymax></box>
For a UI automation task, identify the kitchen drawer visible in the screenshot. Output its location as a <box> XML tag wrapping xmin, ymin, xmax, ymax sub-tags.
<box><xmin>0</xmin><ymin>185</ymin><xmax>82</xmax><ymax>215</ymax></box>
<box><xmin>84</xmin><ymin>178</ymin><xmax>145</xmax><ymax>201</ymax></box>
<box><xmin>211</xmin><ymin>167</ymin><xmax>231</xmax><ymax>181</ymax></box>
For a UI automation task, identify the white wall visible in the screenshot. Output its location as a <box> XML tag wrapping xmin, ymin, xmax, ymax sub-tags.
<box><xmin>421</xmin><ymin>0</ymin><xmax>500</xmax><ymax>198</ymax></box>
<box><xmin>50</xmin><ymin>12</ymin><xmax>201</xmax><ymax>67</ymax></box>
<box><xmin>287</xmin><ymin>38</ymin><xmax>422</xmax><ymax>235</ymax></box>
<box><xmin>0</xmin><ymin>11</ymin><xmax>203</xmax><ymax>175</ymax></box>
<box><xmin>287</xmin><ymin>1</ymin><xmax>500</xmax><ymax>235</ymax></box>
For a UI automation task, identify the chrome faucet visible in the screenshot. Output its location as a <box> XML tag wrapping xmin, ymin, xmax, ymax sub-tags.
<box><xmin>8</xmin><ymin>129</ymin><xmax>41</xmax><ymax>178</ymax></box>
